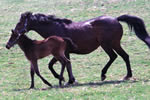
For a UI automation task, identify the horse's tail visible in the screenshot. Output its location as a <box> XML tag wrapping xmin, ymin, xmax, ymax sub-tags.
<box><xmin>117</xmin><ymin>14</ymin><xmax>150</xmax><ymax>48</ymax></box>
<box><xmin>63</xmin><ymin>37</ymin><xmax>78</xmax><ymax>51</ymax></box>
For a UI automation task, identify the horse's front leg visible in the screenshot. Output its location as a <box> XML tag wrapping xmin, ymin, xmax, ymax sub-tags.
<box><xmin>65</xmin><ymin>52</ymin><xmax>76</xmax><ymax>84</ymax></box>
<box><xmin>48</xmin><ymin>57</ymin><xmax>61</xmax><ymax>79</ymax></box>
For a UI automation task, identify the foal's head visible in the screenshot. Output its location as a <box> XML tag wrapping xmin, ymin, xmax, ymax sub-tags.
<box><xmin>14</xmin><ymin>12</ymin><xmax>32</xmax><ymax>35</ymax></box>
<box><xmin>6</xmin><ymin>30</ymin><xmax>21</xmax><ymax>49</ymax></box>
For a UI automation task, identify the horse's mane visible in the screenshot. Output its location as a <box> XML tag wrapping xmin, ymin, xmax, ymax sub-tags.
<box><xmin>24</xmin><ymin>12</ymin><xmax>73</xmax><ymax>25</ymax></box>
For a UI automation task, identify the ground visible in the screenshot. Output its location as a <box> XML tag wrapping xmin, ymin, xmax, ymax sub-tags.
<box><xmin>0</xmin><ymin>0</ymin><xmax>150</xmax><ymax>99</ymax></box>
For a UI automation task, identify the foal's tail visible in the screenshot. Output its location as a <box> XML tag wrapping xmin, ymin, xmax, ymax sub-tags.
<box><xmin>117</xmin><ymin>15</ymin><xmax>150</xmax><ymax>49</ymax></box>
<box><xmin>63</xmin><ymin>37</ymin><xmax>78</xmax><ymax>51</ymax></box>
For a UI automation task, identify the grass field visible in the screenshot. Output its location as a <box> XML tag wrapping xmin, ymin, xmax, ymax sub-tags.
<box><xmin>0</xmin><ymin>0</ymin><xmax>150</xmax><ymax>99</ymax></box>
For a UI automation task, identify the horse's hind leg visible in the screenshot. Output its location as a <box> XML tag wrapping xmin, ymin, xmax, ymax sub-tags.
<box><xmin>113</xmin><ymin>44</ymin><xmax>132</xmax><ymax>80</ymax></box>
<box><xmin>31</xmin><ymin>60</ymin><xmax>52</xmax><ymax>87</ymax></box>
<box><xmin>101</xmin><ymin>44</ymin><xmax>118</xmax><ymax>81</ymax></box>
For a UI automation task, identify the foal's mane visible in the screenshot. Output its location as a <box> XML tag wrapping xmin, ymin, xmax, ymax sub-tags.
<box><xmin>23</xmin><ymin>12</ymin><xmax>73</xmax><ymax>25</ymax></box>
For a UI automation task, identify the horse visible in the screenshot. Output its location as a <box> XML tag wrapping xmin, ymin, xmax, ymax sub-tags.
<box><xmin>12</xmin><ymin>11</ymin><xmax>150</xmax><ymax>84</ymax></box>
<box><xmin>6</xmin><ymin>29</ymin><xmax>77</xmax><ymax>88</ymax></box>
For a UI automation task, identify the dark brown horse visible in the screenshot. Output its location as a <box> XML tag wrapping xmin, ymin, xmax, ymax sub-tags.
<box><xmin>12</xmin><ymin>12</ymin><xmax>150</xmax><ymax>84</ymax></box>
<box><xmin>6</xmin><ymin>30</ymin><xmax>77</xmax><ymax>88</ymax></box>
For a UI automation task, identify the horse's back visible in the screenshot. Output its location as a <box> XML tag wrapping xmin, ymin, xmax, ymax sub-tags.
<box><xmin>90</xmin><ymin>16</ymin><xmax>123</xmax><ymax>43</ymax></box>
<box><xmin>65</xmin><ymin>16</ymin><xmax>123</xmax><ymax>54</ymax></box>
<box><xmin>90</xmin><ymin>16</ymin><xmax>120</xmax><ymax>27</ymax></box>
<box><xmin>77</xmin><ymin>15</ymin><xmax>122</xmax><ymax>34</ymax></box>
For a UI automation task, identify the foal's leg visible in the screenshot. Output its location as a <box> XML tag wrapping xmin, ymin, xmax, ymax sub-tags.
<box><xmin>59</xmin><ymin>63</ymin><xmax>65</xmax><ymax>86</ymax></box>
<box><xmin>101</xmin><ymin>44</ymin><xmax>118</xmax><ymax>81</ymax></box>
<box><xmin>48</xmin><ymin>57</ymin><xmax>60</xmax><ymax>79</ymax></box>
<box><xmin>113</xmin><ymin>44</ymin><xmax>132</xmax><ymax>80</ymax></box>
<box><xmin>31</xmin><ymin>60</ymin><xmax>52</xmax><ymax>87</ymax></box>
<box><xmin>57</xmin><ymin>58</ymin><xmax>66</xmax><ymax>86</ymax></box>
<box><xmin>58</xmin><ymin>56</ymin><xmax>70</xmax><ymax>86</ymax></box>
<box><xmin>30</xmin><ymin>64</ymin><xmax>35</xmax><ymax>89</ymax></box>
<box><xmin>49</xmin><ymin>53</ymin><xmax>76</xmax><ymax>85</ymax></box>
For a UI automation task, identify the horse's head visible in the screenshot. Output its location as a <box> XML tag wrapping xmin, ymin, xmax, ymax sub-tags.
<box><xmin>13</xmin><ymin>11</ymin><xmax>32</xmax><ymax>35</ymax></box>
<box><xmin>6</xmin><ymin>29</ymin><xmax>22</xmax><ymax>49</ymax></box>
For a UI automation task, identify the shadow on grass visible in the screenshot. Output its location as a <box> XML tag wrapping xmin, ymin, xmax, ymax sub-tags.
<box><xmin>13</xmin><ymin>79</ymin><xmax>139</xmax><ymax>91</ymax></box>
<box><xmin>52</xmin><ymin>79</ymin><xmax>138</xmax><ymax>89</ymax></box>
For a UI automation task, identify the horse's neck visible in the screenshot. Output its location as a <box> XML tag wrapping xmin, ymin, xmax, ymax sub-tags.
<box><xmin>18</xmin><ymin>35</ymin><xmax>33</xmax><ymax>52</ymax></box>
<box><xmin>30</xmin><ymin>22</ymin><xmax>68</xmax><ymax>38</ymax></box>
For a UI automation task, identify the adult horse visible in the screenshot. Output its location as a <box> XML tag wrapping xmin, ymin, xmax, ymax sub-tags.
<box><xmin>13</xmin><ymin>12</ymin><xmax>150</xmax><ymax>84</ymax></box>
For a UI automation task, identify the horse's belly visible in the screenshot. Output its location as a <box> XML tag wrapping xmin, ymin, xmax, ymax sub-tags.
<box><xmin>71</xmin><ymin>41</ymin><xmax>100</xmax><ymax>54</ymax></box>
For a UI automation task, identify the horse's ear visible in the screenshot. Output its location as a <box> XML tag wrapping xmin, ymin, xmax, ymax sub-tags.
<box><xmin>27</xmin><ymin>12</ymin><xmax>32</xmax><ymax>17</ymax></box>
<box><xmin>11</xmin><ymin>29</ymin><xmax>14</xmax><ymax>33</ymax></box>
<box><xmin>21</xmin><ymin>11</ymin><xmax>32</xmax><ymax>18</ymax></box>
<box><xmin>26</xmin><ymin>11</ymin><xmax>32</xmax><ymax>18</ymax></box>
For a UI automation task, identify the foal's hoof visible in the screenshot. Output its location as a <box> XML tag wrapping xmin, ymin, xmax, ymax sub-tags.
<box><xmin>62</xmin><ymin>78</ymin><xmax>65</xmax><ymax>82</ymax></box>
<box><xmin>101</xmin><ymin>75</ymin><xmax>106</xmax><ymax>81</ymax></box>
<box><xmin>59</xmin><ymin>77</ymin><xmax>66</xmax><ymax>87</ymax></box>
<box><xmin>59</xmin><ymin>80</ymin><xmax>63</xmax><ymax>87</ymax></box>
<box><xmin>59</xmin><ymin>76</ymin><xmax>65</xmax><ymax>82</ymax></box>
<box><xmin>59</xmin><ymin>83</ymin><xmax>64</xmax><ymax>88</ymax></box>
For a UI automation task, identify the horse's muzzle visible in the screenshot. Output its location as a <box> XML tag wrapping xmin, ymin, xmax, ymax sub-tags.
<box><xmin>6</xmin><ymin>44</ymin><xmax>11</xmax><ymax>49</ymax></box>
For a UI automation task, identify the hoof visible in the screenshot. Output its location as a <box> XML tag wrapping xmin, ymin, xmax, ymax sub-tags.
<box><xmin>59</xmin><ymin>77</ymin><xmax>65</xmax><ymax>86</ymax></box>
<box><xmin>29</xmin><ymin>86</ymin><xmax>35</xmax><ymax>90</ymax></box>
<box><xmin>68</xmin><ymin>78</ymin><xmax>76</xmax><ymax>84</ymax></box>
<box><xmin>64</xmin><ymin>80</ymin><xmax>78</xmax><ymax>86</ymax></box>
<box><xmin>49</xmin><ymin>84</ymin><xmax>53</xmax><ymax>88</ymax></box>
<box><xmin>59</xmin><ymin>84</ymin><xmax>65</xmax><ymax>88</ymax></box>
<box><xmin>59</xmin><ymin>81</ymin><xmax>62</xmax><ymax>87</ymax></box>
<box><xmin>123</xmin><ymin>76</ymin><xmax>132</xmax><ymax>80</ymax></box>
<box><xmin>61</xmin><ymin>77</ymin><xmax>65</xmax><ymax>82</ymax></box>
<box><xmin>59</xmin><ymin>76</ymin><xmax>65</xmax><ymax>82</ymax></box>
<box><xmin>49</xmin><ymin>85</ymin><xmax>53</xmax><ymax>88</ymax></box>
<box><xmin>47</xmin><ymin>82</ymin><xmax>53</xmax><ymax>87</ymax></box>
<box><xmin>101</xmin><ymin>75</ymin><xmax>106</xmax><ymax>81</ymax></box>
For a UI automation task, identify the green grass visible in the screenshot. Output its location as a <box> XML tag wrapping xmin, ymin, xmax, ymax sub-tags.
<box><xmin>0</xmin><ymin>0</ymin><xmax>150</xmax><ymax>99</ymax></box>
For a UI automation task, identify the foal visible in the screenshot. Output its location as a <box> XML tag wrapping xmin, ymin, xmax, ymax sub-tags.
<box><xmin>6</xmin><ymin>30</ymin><xmax>77</xmax><ymax>88</ymax></box>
